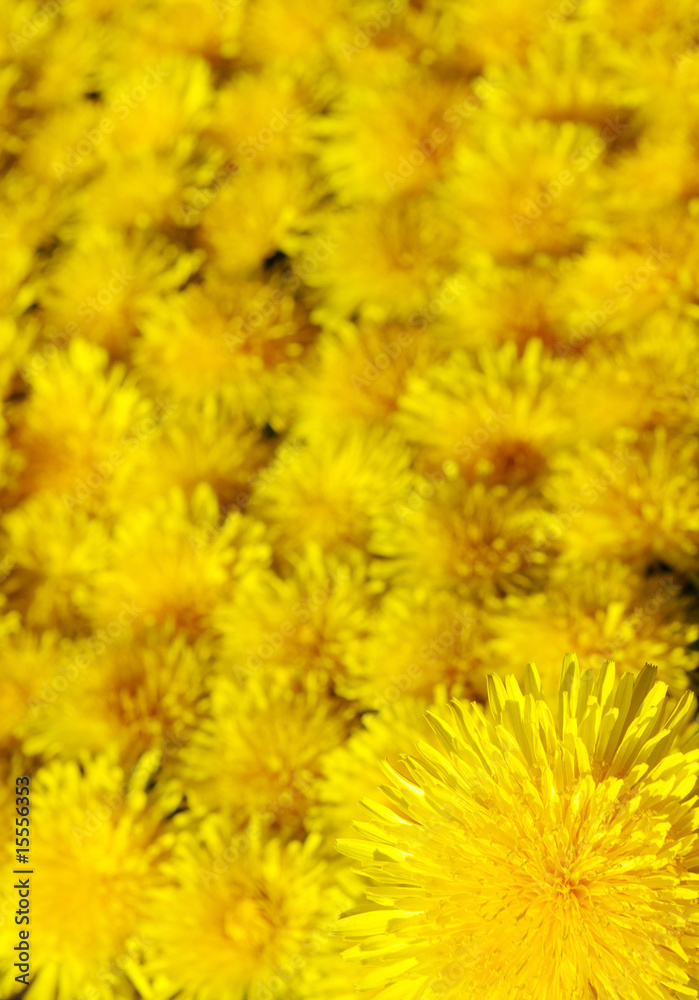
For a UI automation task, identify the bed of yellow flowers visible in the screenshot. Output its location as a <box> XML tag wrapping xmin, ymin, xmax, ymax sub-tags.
<box><xmin>2</xmin><ymin>0</ymin><xmax>699</xmax><ymax>998</ymax></box>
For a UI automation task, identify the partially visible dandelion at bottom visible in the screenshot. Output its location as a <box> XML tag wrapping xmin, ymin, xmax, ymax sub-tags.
<box><xmin>0</xmin><ymin>757</ymin><xmax>180</xmax><ymax>1000</ymax></box>
<box><xmin>138</xmin><ymin>817</ymin><xmax>358</xmax><ymax>1000</ymax></box>
<box><xmin>339</xmin><ymin>655</ymin><xmax>699</xmax><ymax>1000</ymax></box>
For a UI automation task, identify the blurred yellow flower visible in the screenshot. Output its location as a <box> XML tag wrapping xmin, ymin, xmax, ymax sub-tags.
<box><xmin>81</xmin><ymin>485</ymin><xmax>270</xmax><ymax>638</ymax></box>
<box><xmin>178</xmin><ymin>673</ymin><xmax>354</xmax><ymax>837</ymax></box>
<box><xmin>0</xmin><ymin>757</ymin><xmax>179</xmax><ymax>1000</ymax></box>
<box><xmin>140</xmin><ymin>819</ymin><xmax>355</xmax><ymax>1000</ymax></box>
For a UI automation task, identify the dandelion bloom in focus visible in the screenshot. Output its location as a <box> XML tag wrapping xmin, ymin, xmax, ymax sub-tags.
<box><xmin>340</xmin><ymin>655</ymin><xmax>699</xmax><ymax>1000</ymax></box>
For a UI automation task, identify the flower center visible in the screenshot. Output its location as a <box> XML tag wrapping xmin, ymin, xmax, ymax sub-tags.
<box><xmin>223</xmin><ymin>897</ymin><xmax>275</xmax><ymax>955</ymax></box>
<box><xmin>545</xmin><ymin>865</ymin><xmax>590</xmax><ymax>903</ymax></box>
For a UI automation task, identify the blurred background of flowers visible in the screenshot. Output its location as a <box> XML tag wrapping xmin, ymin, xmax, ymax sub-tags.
<box><xmin>1</xmin><ymin>0</ymin><xmax>699</xmax><ymax>997</ymax></box>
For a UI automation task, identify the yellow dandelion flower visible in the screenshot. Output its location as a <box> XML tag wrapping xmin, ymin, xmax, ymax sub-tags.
<box><xmin>397</xmin><ymin>339</ymin><xmax>584</xmax><ymax>487</ymax></box>
<box><xmin>41</xmin><ymin>229</ymin><xmax>202</xmax><ymax>357</ymax></box>
<box><xmin>238</xmin><ymin>0</ymin><xmax>348</xmax><ymax>74</ymax></box>
<box><xmin>140</xmin><ymin>818</ymin><xmax>355</xmax><ymax>1000</ymax></box>
<box><xmin>564</xmin><ymin>317</ymin><xmax>699</xmax><ymax>439</ymax></box>
<box><xmin>6</xmin><ymin>11</ymin><xmax>699</xmax><ymax>1000</ymax></box>
<box><xmin>3</xmin><ymin>494</ymin><xmax>108</xmax><ymax>628</ymax></box>
<box><xmin>110</xmin><ymin>395</ymin><xmax>273</xmax><ymax>510</ymax></box>
<box><xmin>19</xmin><ymin>103</ymin><xmax>107</xmax><ymax>188</ymax></box>
<box><xmin>213</xmin><ymin>544</ymin><xmax>375</xmax><ymax>691</ymax></box>
<box><xmin>178</xmin><ymin>673</ymin><xmax>354</xmax><ymax>836</ymax></box>
<box><xmin>370</xmin><ymin>477</ymin><xmax>555</xmax><ymax>597</ymax></box>
<box><xmin>316</xmin><ymin>70</ymin><xmax>471</xmax><ymax>204</ymax></box>
<box><xmin>21</xmin><ymin>17</ymin><xmax>104</xmax><ymax>111</ymax></box>
<box><xmin>547</xmin><ymin>429</ymin><xmax>699</xmax><ymax>574</ymax></box>
<box><xmin>483</xmin><ymin>563</ymin><xmax>699</xmax><ymax>698</ymax></box>
<box><xmin>250</xmin><ymin>425</ymin><xmax>412</xmax><ymax>561</ymax></box>
<box><xmin>445</xmin><ymin>118</ymin><xmax>610</xmax><ymax>264</ymax></box>
<box><xmin>310</xmin><ymin>695</ymin><xmax>447</xmax><ymax>843</ymax></box>
<box><xmin>580</xmin><ymin>0</ymin><xmax>699</xmax><ymax>58</ymax></box>
<box><xmin>329</xmin><ymin>15</ymin><xmax>421</xmax><ymax>86</ymax></box>
<box><xmin>550</xmin><ymin>207</ymin><xmax>699</xmax><ymax>346</ymax></box>
<box><xmin>82</xmin><ymin>151</ymin><xmax>190</xmax><ymax>231</ymax></box>
<box><xmin>20</xmin><ymin>635</ymin><xmax>208</xmax><ymax>771</ymax></box>
<box><xmin>608</xmin><ymin>127</ymin><xmax>699</xmax><ymax>212</ymax></box>
<box><xmin>118</xmin><ymin>0</ymin><xmax>243</xmax><ymax>60</ymax></box>
<box><xmin>0</xmin><ymin>1</ymin><xmax>43</xmax><ymax>63</ymax></box>
<box><xmin>0</xmin><ymin>756</ymin><xmax>180</xmax><ymax>1000</ymax></box>
<box><xmin>206</xmin><ymin>73</ymin><xmax>310</xmax><ymax>168</ymax></box>
<box><xmin>134</xmin><ymin>271</ymin><xmax>317</xmax><ymax>430</ymax></box>
<box><xmin>339</xmin><ymin>656</ymin><xmax>699</xmax><ymax>1000</ymax></box>
<box><xmin>100</xmin><ymin>55</ymin><xmax>213</xmax><ymax>156</ymax></box>
<box><xmin>638</xmin><ymin>31</ymin><xmax>699</xmax><ymax>134</ymax></box>
<box><xmin>81</xmin><ymin>485</ymin><xmax>270</xmax><ymax>639</ymax></box>
<box><xmin>174</xmin><ymin>154</ymin><xmax>241</xmax><ymax>230</ymax></box>
<box><xmin>433</xmin><ymin>0</ymin><xmax>561</xmax><ymax>72</ymax></box>
<box><xmin>293</xmin><ymin>317</ymin><xmax>445</xmax><ymax>436</ymax></box>
<box><xmin>198</xmin><ymin>163</ymin><xmax>316</xmax><ymax>277</ymax></box>
<box><xmin>429</xmin><ymin>262</ymin><xmax>563</xmax><ymax>354</ymax></box>
<box><xmin>299</xmin><ymin>195</ymin><xmax>457</xmax><ymax>322</ymax></box>
<box><xmin>9</xmin><ymin>337</ymin><xmax>149</xmax><ymax>504</ymax></box>
<box><xmin>339</xmin><ymin>588</ymin><xmax>485</xmax><ymax>707</ymax></box>
<box><xmin>486</xmin><ymin>31</ymin><xmax>634</xmax><ymax>127</ymax></box>
<box><xmin>0</xmin><ymin>621</ymin><xmax>64</xmax><ymax>752</ymax></box>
